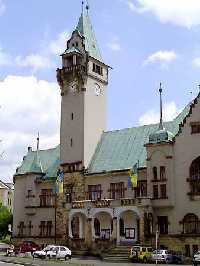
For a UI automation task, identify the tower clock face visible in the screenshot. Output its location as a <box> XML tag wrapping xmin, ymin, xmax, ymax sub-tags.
<box><xmin>94</xmin><ymin>84</ymin><xmax>101</xmax><ymax>96</ymax></box>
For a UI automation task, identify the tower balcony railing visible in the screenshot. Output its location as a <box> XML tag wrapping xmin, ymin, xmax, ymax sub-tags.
<box><xmin>71</xmin><ymin>197</ymin><xmax>151</xmax><ymax>209</ymax></box>
<box><xmin>57</xmin><ymin>64</ymin><xmax>86</xmax><ymax>75</ymax></box>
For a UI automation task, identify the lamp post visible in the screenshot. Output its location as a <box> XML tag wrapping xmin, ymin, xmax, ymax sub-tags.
<box><xmin>155</xmin><ymin>228</ymin><xmax>159</xmax><ymax>264</ymax></box>
<box><xmin>54</xmin><ymin>193</ymin><xmax>57</xmax><ymax>244</ymax></box>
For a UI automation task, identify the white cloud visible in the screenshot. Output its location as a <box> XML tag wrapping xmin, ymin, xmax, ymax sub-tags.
<box><xmin>126</xmin><ymin>0</ymin><xmax>200</xmax><ymax>28</ymax></box>
<box><xmin>0</xmin><ymin>75</ymin><xmax>60</xmax><ymax>181</ymax></box>
<box><xmin>0</xmin><ymin>47</ymin><xmax>11</xmax><ymax>66</ymax></box>
<box><xmin>144</xmin><ymin>50</ymin><xmax>177</xmax><ymax>67</ymax></box>
<box><xmin>47</xmin><ymin>31</ymin><xmax>69</xmax><ymax>55</ymax></box>
<box><xmin>0</xmin><ymin>0</ymin><xmax>6</xmax><ymax>16</ymax></box>
<box><xmin>192</xmin><ymin>57</ymin><xmax>200</xmax><ymax>67</ymax></box>
<box><xmin>139</xmin><ymin>101</ymin><xmax>180</xmax><ymax>125</ymax></box>
<box><xmin>15</xmin><ymin>54</ymin><xmax>55</xmax><ymax>71</ymax></box>
<box><xmin>107</xmin><ymin>38</ymin><xmax>121</xmax><ymax>51</ymax></box>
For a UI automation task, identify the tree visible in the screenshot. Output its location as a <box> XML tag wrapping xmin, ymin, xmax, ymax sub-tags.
<box><xmin>0</xmin><ymin>203</ymin><xmax>12</xmax><ymax>238</ymax></box>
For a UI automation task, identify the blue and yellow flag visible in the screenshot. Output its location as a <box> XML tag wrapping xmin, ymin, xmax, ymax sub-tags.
<box><xmin>129</xmin><ymin>163</ymin><xmax>138</xmax><ymax>188</ymax></box>
<box><xmin>55</xmin><ymin>170</ymin><xmax>64</xmax><ymax>194</ymax></box>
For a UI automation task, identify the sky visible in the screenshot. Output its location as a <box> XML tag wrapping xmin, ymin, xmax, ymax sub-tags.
<box><xmin>1</xmin><ymin>0</ymin><xmax>200</xmax><ymax>182</ymax></box>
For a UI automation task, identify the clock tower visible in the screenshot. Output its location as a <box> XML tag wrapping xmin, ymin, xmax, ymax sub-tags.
<box><xmin>57</xmin><ymin>5</ymin><xmax>109</xmax><ymax>171</ymax></box>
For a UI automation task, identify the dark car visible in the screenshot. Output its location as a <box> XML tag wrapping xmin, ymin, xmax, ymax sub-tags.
<box><xmin>171</xmin><ymin>252</ymin><xmax>184</xmax><ymax>264</ymax></box>
<box><xmin>19</xmin><ymin>241</ymin><xmax>40</xmax><ymax>253</ymax></box>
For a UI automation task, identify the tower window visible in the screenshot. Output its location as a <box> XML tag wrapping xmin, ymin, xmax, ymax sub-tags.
<box><xmin>153</xmin><ymin>185</ymin><xmax>158</xmax><ymax>199</ymax></box>
<box><xmin>153</xmin><ymin>167</ymin><xmax>157</xmax><ymax>180</ymax></box>
<box><xmin>191</xmin><ymin>123</ymin><xmax>200</xmax><ymax>134</ymax></box>
<box><xmin>76</xmin><ymin>42</ymin><xmax>78</xmax><ymax>47</ymax></box>
<box><xmin>71</xmin><ymin>113</ymin><xmax>74</xmax><ymax>120</ymax></box>
<box><xmin>92</xmin><ymin>63</ymin><xmax>103</xmax><ymax>75</ymax></box>
<box><xmin>72</xmin><ymin>43</ymin><xmax>75</xmax><ymax>47</ymax></box>
<box><xmin>70</xmin><ymin>138</ymin><xmax>73</xmax><ymax>147</ymax></box>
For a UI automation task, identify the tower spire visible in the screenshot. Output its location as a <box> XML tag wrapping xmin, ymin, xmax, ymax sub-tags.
<box><xmin>159</xmin><ymin>82</ymin><xmax>164</xmax><ymax>130</ymax></box>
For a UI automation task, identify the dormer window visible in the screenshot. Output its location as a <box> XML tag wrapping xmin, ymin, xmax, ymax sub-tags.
<box><xmin>72</xmin><ymin>43</ymin><xmax>75</xmax><ymax>47</ymax></box>
<box><xmin>191</xmin><ymin>122</ymin><xmax>200</xmax><ymax>134</ymax></box>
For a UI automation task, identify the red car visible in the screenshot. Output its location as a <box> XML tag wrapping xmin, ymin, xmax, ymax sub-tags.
<box><xmin>19</xmin><ymin>241</ymin><xmax>40</xmax><ymax>253</ymax></box>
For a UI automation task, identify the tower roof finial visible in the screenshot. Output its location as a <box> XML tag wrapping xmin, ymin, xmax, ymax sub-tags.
<box><xmin>159</xmin><ymin>82</ymin><xmax>164</xmax><ymax>130</ymax></box>
<box><xmin>86</xmin><ymin>0</ymin><xmax>89</xmax><ymax>13</ymax></box>
<box><xmin>81</xmin><ymin>1</ymin><xmax>84</xmax><ymax>13</ymax></box>
<box><xmin>37</xmin><ymin>132</ymin><xmax>40</xmax><ymax>151</ymax></box>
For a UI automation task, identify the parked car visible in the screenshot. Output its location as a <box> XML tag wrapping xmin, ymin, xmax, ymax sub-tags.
<box><xmin>19</xmin><ymin>241</ymin><xmax>40</xmax><ymax>253</ymax></box>
<box><xmin>0</xmin><ymin>243</ymin><xmax>10</xmax><ymax>252</ymax></box>
<box><xmin>193</xmin><ymin>251</ymin><xmax>200</xmax><ymax>266</ymax></box>
<box><xmin>33</xmin><ymin>245</ymin><xmax>56</xmax><ymax>259</ymax></box>
<box><xmin>129</xmin><ymin>245</ymin><xmax>153</xmax><ymax>262</ymax></box>
<box><xmin>171</xmin><ymin>251</ymin><xmax>184</xmax><ymax>264</ymax></box>
<box><xmin>151</xmin><ymin>249</ymin><xmax>173</xmax><ymax>263</ymax></box>
<box><xmin>46</xmin><ymin>245</ymin><xmax>72</xmax><ymax>260</ymax></box>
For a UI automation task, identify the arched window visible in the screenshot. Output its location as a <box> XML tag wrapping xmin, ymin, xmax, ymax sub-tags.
<box><xmin>160</xmin><ymin>166</ymin><xmax>166</xmax><ymax>180</ymax></box>
<box><xmin>71</xmin><ymin>216</ymin><xmax>79</xmax><ymax>238</ymax></box>
<box><xmin>183</xmin><ymin>214</ymin><xmax>199</xmax><ymax>234</ymax></box>
<box><xmin>120</xmin><ymin>218</ymin><xmax>125</xmax><ymax>236</ymax></box>
<box><xmin>189</xmin><ymin>157</ymin><xmax>200</xmax><ymax>195</ymax></box>
<box><xmin>153</xmin><ymin>167</ymin><xmax>157</xmax><ymax>180</ymax></box>
<box><xmin>94</xmin><ymin>218</ymin><xmax>100</xmax><ymax>236</ymax></box>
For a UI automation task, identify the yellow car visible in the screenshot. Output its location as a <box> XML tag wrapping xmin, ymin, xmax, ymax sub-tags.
<box><xmin>129</xmin><ymin>245</ymin><xmax>153</xmax><ymax>262</ymax></box>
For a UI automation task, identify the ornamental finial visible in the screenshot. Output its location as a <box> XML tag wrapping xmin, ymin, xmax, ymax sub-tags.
<box><xmin>86</xmin><ymin>0</ymin><xmax>89</xmax><ymax>13</ymax></box>
<box><xmin>159</xmin><ymin>82</ymin><xmax>164</xmax><ymax>130</ymax></box>
<box><xmin>37</xmin><ymin>132</ymin><xmax>40</xmax><ymax>151</ymax></box>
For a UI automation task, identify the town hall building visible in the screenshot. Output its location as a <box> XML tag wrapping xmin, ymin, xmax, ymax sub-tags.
<box><xmin>13</xmin><ymin>4</ymin><xmax>200</xmax><ymax>258</ymax></box>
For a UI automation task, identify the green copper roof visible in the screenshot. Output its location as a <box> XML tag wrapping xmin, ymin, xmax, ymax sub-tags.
<box><xmin>29</xmin><ymin>152</ymin><xmax>43</xmax><ymax>174</ymax></box>
<box><xmin>15</xmin><ymin>102</ymin><xmax>191</xmax><ymax>178</ymax></box>
<box><xmin>87</xmin><ymin>104</ymin><xmax>190</xmax><ymax>174</ymax></box>
<box><xmin>149</xmin><ymin>128</ymin><xmax>174</xmax><ymax>144</ymax></box>
<box><xmin>15</xmin><ymin>146</ymin><xmax>60</xmax><ymax>179</ymax></box>
<box><xmin>63</xmin><ymin>47</ymin><xmax>83</xmax><ymax>55</ymax></box>
<box><xmin>75</xmin><ymin>10</ymin><xmax>103</xmax><ymax>62</ymax></box>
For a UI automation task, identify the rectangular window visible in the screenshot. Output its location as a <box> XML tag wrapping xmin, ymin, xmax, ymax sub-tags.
<box><xmin>153</xmin><ymin>185</ymin><xmax>158</xmax><ymax>199</ymax></box>
<box><xmin>39</xmin><ymin>221</ymin><xmax>46</xmax><ymax>236</ymax></box>
<box><xmin>185</xmin><ymin>244</ymin><xmax>190</xmax><ymax>257</ymax></box>
<box><xmin>157</xmin><ymin>216</ymin><xmax>168</xmax><ymax>234</ymax></box>
<box><xmin>136</xmin><ymin>181</ymin><xmax>147</xmax><ymax>197</ymax></box>
<box><xmin>160</xmin><ymin>184</ymin><xmax>167</xmax><ymax>199</ymax></box>
<box><xmin>18</xmin><ymin>221</ymin><xmax>25</xmax><ymax>237</ymax></box>
<box><xmin>92</xmin><ymin>63</ymin><xmax>103</xmax><ymax>75</ymax></box>
<box><xmin>40</xmin><ymin>189</ymin><xmax>53</xmax><ymax>207</ymax></box>
<box><xmin>193</xmin><ymin>245</ymin><xmax>198</xmax><ymax>256</ymax></box>
<box><xmin>28</xmin><ymin>221</ymin><xmax>32</xmax><ymax>236</ymax></box>
<box><xmin>153</xmin><ymin>167</ymin><xmax>158</xmax><ymax>180</ymax></box>
<box><xmin>66</xmin><ymin>186</ymin><xmax>73</xmax><ymax>203</ymax></box>
<box><xmin>110</xmin><ymin>182</ymin><xmax>125</xmax><ymax>200</ymax></box>
<box><xmin>88</xmin><ymin>185</ymin><xmax>101</xmax><ymax>200</ymax></box>
<box><xmin>191</xmin><ymin>124</ymin><xmax>200</xmax><ymax>134</ymax></box>
<box><xmin>46</xmin><ymin>221</ymin><xmax>52</xmax><ymax>236</ymax></box>
<box><xmin>160</xmin><ymin>166</ymin><xmax>166</xmax><ymax>180</ymax></box>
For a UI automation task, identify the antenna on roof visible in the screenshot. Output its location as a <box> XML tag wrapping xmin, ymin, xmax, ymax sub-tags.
<box><xmin>37</xmin><ymin>132</ymin><xmax>40</xmax><ymax>151</ymax></box>
<box><xmin>159</xmin><ymin>82</ymin><xmax>164</xmax><ymax>130</ymax></box>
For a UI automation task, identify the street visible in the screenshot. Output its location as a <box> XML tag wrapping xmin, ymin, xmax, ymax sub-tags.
<box><xmin>0</xmin><ymin>256</ymin><xmax>194</xmax><ymax>266</ymax></box>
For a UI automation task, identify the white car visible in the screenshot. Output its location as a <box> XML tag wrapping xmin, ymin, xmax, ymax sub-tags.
<box><xmin>46</xmin><ymin>246</ymin><xmax>72</xmax><ymax>260</ymax></box>
<box><xmin>151</xmin><ymin>249</ymin><xmax>172</xmax><ymax>263</ymax></box>
<box><xmin>33</xmin><ymin>245</ymin><xmax>56</xmax><ymax>259</ymax></box>
<box><xmin>193</xmin><ymin>251</ymin><xmax>200</xmax><ymax>266</ymax></box>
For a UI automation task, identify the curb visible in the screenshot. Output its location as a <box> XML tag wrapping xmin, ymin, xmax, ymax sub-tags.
<box><xmin>0</xmin><ymin>258</ymin><xmax>39</xmax><ymax>266</ymax></box>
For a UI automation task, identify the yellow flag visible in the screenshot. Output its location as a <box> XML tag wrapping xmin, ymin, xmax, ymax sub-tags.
<box><xmin>59</xmin><ymin>182</ymin><xmax>63</xmax><ymax>193</ymax></box>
